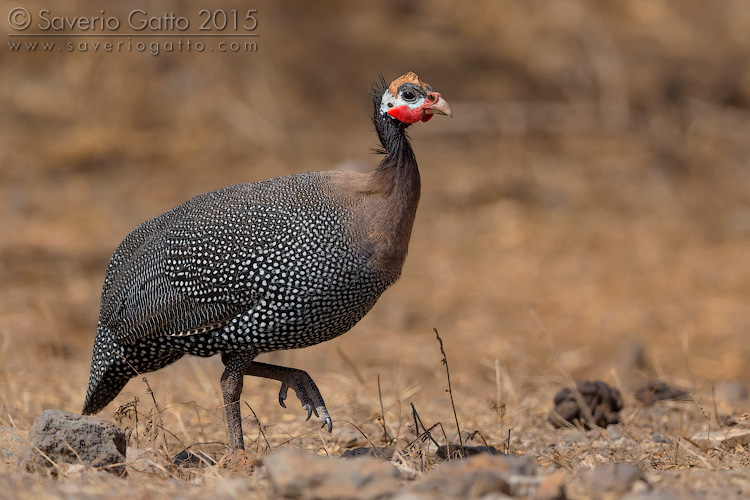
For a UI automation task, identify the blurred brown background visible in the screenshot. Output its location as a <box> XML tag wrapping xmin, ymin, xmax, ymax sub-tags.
<box><xmin>2</xmin><ymin>0</ymin><xmax>750</xmax><ymax>430</ymax></box>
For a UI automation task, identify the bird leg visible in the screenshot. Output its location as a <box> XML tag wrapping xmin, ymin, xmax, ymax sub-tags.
<box><xmin>220</xmin><ymin>352</ymin><xmax>253</xmax><ymax>451</ymax></box>
<box><xmin>244</xmin><ymin>361</ymin><xmax>333</xmax><ymax>432</ymax></box>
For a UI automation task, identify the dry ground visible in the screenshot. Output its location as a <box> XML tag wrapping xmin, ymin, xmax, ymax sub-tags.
<box><xmin>2</xmin><ymin>0</ymin><xmax>750</xmax><ymax>498</ymax></box>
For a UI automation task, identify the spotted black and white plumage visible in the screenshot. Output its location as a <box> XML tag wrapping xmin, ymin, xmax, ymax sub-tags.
<box><xmin>82</xmin><ymin>72</ymin><xmax>452</xmax><ymax>449</ymax></box>
<box><xmin>83</xmin><ymin>174</ymin><xmax>392</xmax><ymax>412</ymax></box>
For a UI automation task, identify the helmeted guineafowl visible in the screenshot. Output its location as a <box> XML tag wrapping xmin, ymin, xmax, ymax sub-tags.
<box><xmin>82</xmin><ymin>72</ymin><xmax>452</xmax><ymax>450</ymax></box>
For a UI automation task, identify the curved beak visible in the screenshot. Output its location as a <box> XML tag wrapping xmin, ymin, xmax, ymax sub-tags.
<box><xmin>424</xmin><ymin>92</ymin><xmax>452</xmax><ymax>117</ymax></box>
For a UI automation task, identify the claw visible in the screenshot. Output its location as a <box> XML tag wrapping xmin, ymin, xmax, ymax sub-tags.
<box><xmin>278</xmin><ymin>381</ymin><xmax>290</xmax><ymax>408</ymax></box>
<box><xmin>245</xmin><ymin>362</ymin><xmax>334</xmax><ymax>434</ymax></box>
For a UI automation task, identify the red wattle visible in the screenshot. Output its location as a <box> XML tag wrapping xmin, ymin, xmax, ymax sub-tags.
<box><xmin>387</xmin><ymin>105</ymin><xmax>423</xmax><ymax>124</ymax></box>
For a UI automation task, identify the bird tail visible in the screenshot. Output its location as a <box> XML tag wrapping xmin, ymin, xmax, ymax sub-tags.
<box><xmin>82</xmin><ymin>324</ymin><xmax>136</xmax><ymax>415</ymax></box>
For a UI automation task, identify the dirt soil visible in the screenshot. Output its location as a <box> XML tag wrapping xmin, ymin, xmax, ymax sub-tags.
<box><xmin>2</xmin><ymin>0</ymin><xmax>750</xmax><ymax>498</ymax></box>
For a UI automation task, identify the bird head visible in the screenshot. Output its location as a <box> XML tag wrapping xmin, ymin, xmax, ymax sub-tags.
<box><xmin>379</xmin><ymin>72</ymin><xmax>452</xmax><ymax>124</ymax></box>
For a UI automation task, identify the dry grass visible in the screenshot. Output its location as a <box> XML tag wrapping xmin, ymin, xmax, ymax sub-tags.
<box><xmin>3</xmin><ymin>0</ymin><xmax>750</xmax><ymax>497</ymax></box>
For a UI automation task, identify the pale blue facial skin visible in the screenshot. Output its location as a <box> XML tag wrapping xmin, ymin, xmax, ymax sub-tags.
<box><xmin>379</xmin><ymin>89</ymin><xmax>427</xmax><ymax>116</ymax></box>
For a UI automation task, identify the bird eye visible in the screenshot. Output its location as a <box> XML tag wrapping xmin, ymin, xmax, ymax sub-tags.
<box><xmin>402</xmin><ymin>91</ymin><xmax>416</xmax><ymax>101</ymax></box>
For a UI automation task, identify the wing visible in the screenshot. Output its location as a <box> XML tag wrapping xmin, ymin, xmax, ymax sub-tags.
<box><xmin>99</xmin><ymin>173</ymin><xmax>357</xmax><ymax>346</ymax></box>
<box><xmin>100</xmin><ymin>184</ymin><xmax>285</xmax><ymax>345</ymax></box>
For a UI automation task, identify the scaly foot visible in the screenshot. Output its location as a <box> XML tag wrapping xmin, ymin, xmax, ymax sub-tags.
<box><xmin>245</xmin><ymin>361</ymin><xmax>332</xmax><ymax>432</ymax></box>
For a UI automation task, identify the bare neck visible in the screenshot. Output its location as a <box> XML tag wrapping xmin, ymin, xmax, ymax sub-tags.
<box><xmin>359</xmin><ymin>115</ymin><xmax>421</xmax><ymax>279</ymax></box>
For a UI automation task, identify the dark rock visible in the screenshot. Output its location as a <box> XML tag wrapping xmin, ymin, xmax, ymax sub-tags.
<box><xmin>549</xmin><ymin>381</ymin><xmax>623</xmax><ymax>428</ymax></box>
<box><xmin>587</xmin><ymin>463</ymin><xmax>649</xmax><ymax>495</ymax></box>
<box><xmin>18</xmin><ymin>410</ymin><xmax>126</xmax><ymax>476</ymax></box>
<box><xmin>340</xmin><ymin>447</ymin><xmax>394</xmax><ymax>460</ymax></box>
<box><xmin>553</xmin><ymin>401</ymin><xmax>580</xmax><ymax>422</ymax></box>
<box><xmin>264</xmin><ymin>447</ymin><xmax>399</xmax><ymax>500</ymax></box>
<box><xmin>635</xmin><ymin>382</ymin><xmax>688</xmax><ymax>405</ymax></box>
<box><xmin>435</xmin><ymin>444</ymin><xmax>504</xmax><ymax>459</ymax></box>
<box><xmin>174</xmin><ymin>450</ymin><xmax>215</xmax><ymax>467</ymax></box>
<box><xmin>651</xmin><ymin>433</ymin><xmax>671</xmax><ymax>444</ymax></box>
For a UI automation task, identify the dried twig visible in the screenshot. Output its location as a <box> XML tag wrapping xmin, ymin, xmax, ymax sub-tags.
<box><xmin>411</xmin><ymin>402</ymin><xmax>420</xmax><ymax>437</ymax></box>
<box><xmin>404</xmin><ymin>421</ymin><xmax>443</xmax><ymax>452</ymax></box>
<box><xmin>244</xmin><ymin>401</ymin><xmax>271</xmax><ymax>452</ymax></box>
<box><xmin>142</xmin><ymin>376</ymin><xmax>170</xmax><ymax>453</ymax></box>
<box><xmin>434</xmin><ymin>328</ymin><xmax>464</xmax><ymax>453</ymax></box>
<box><xmin>342</xmin><ymin>420</ymin><xmax>392</xmax><ymax>460</ymax></box>
<box><xmin>467</xmin><ymin>429</ymin><xmax>489</xmax><ymax>447</ymax></box>
<box><xmin>378</xmin><ymin>374</ymin><xmax>393</xmax><ymax>444</ymax></box>
<box><xmin>343</xmin><ymin>420</ymin><xmax>374</xmax><ymax>446</ymax></box>
<box><xmin>407</xmin><ymin>403</ymin><xmax>442</xmax><ymax>450</ymax></box>
<box><xmin>711</xmin><ymin>383</ymin><xmax>719</xmax><ymax>425</ymax></box>
<box><xmin>494</xmin><ymin>359</ymin><xmax>504</xmax><ymax>422</ymax></box>
<box><xmin>317</xmin><ymin>428</ymin><xmax>331</xmax><ymax>457</ymax></box>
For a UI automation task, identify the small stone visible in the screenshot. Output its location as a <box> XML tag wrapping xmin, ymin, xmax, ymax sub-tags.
<box><xmin>607</xmin><ymin>426</ymin><xmax>625</xmax><ymax>440</ymax></box>
<box><xmin>18</xmin><ymin>410</ymin><xmax>126</xmax><ymax>476</ymax></box>
<box><xmin>264</xmin><ymin>447</ymin><xmax>399</xmax><ymax>500</ymax></box>
<box><xmin>652</xmin><ymin>433</ymin><xmax>670</xmax><ymax>444</ymax></box>
<box><xmin>587</xmin><ymin>463</ymin><xmax>649</xmax><ymax>495</ymax></box>
<box><xmin>0</xmin><ymin>427</ymin><xmax>27</xmax><ymax>465</ymax></box>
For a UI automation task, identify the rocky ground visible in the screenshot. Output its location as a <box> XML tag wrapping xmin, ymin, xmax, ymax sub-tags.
<box><xmin>3</xmin><ymin>0</ymin><xmax>750</xmax><ymax>498</ymax></box>
<box><xmin>2</xmin><ymin>372</ymin><xmax>750</xmax><ymax>499</ymax></box>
